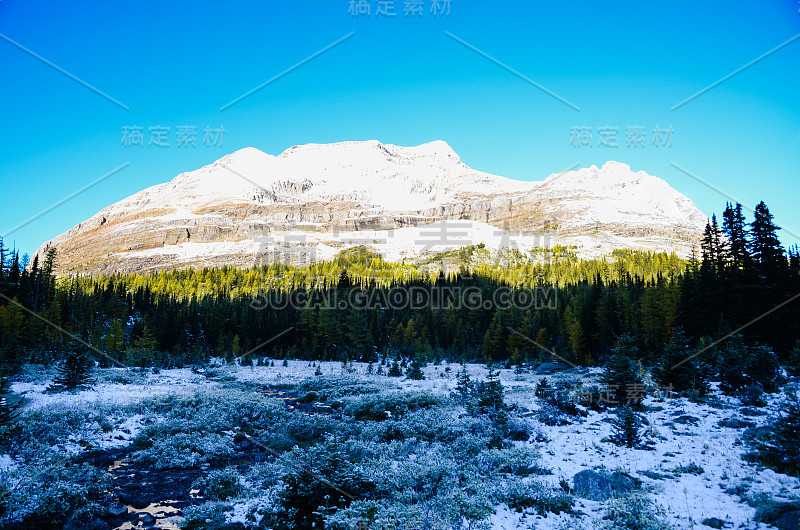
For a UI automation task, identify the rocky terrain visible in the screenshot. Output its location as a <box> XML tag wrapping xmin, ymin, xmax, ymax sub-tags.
<box><xmin>34</xmin><ymin>141</ymin><xmax>708</xmax><ymax>276</ymax></box>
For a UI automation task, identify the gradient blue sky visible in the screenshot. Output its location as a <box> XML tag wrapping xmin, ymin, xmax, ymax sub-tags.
<box><xmin>1</xmin><ymin>0</ymin><xmax>799</xmax><ymax>255</ymax></box>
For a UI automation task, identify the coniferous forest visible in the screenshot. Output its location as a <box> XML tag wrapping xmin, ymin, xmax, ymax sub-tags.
<box><xmin>0</xmin><ymin>200</ymin><xmax>798</xmax><ymax>373</ymax></box>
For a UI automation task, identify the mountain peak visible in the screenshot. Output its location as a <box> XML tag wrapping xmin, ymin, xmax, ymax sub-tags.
<box><xmin>34</xmin><ymin>142</ymin><xmax>707</xmax><ymax>276</ymax></box>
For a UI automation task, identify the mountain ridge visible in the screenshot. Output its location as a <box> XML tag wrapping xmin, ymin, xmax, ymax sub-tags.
<box><xmin>34</xmin><ymin>140</ymin><xmax>707</xmax><ymax>276</ymax></box>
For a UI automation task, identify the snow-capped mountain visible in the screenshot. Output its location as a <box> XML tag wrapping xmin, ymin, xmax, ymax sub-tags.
<box><xmin>34</xmin><ymin>140</ymin><xmax>707</xmax><ymax>275</ymax></box>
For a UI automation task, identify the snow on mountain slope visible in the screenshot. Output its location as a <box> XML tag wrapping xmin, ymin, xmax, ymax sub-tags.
<box><xmin>33</xmin><ymin>141</ymin><xmax>708</xmax><ymax>276</ymax></box>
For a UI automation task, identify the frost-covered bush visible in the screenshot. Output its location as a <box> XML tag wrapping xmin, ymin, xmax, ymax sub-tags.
<box><xmin>501</xmin><ymin>415</ymin><xmax>534</xmax><ymax>441</ymax></box>
<box><xmin>270</xmin><ymin>441</ymin><xmax>377</xmax><ymax>530</ymax></box>
<box><xmin>343</xmin><ymin>391</ymin><xmax>440</xmax><ymax>421</ymax></box>
<box><xmin>295</xmin><ymin>375</ymin><xmax>384</xmax><ymax>401</ymax></box>
<box><xmin>137</xmin><ymin>391</ymin><xmax>287</xmax><ymax>434</ymax></box>
<box><xmin>739</xmin><ymin>383</ymin><xmax>767</xmax><ymax>408</ymax></box>
<box><xmin>10</xmin><ymin>404</ymin><xmax>109</xmax><ymax>460</ymax></box>
<box><xmin>536</xmin><ymin>403</ymin><xmax>571</xmax><ymax>426</ymax></box>
<box><xmin>493</xmin><ymin>478</ymin><xmax>573</xmax><ymax>515</ymax></box>
<box><xmin>134</xmin><ymin>431</ymin><xmax>236</xmax><ymax>469</ymax></box>
<box><xmin>244</xmin><ymin>461</ymin><xmax>290</xmax><ymax>490</ymax></box>
<box><xmin>0</xmin><ymin>457</ymin><xmax>111</xmax><ymax>528</ymax></box>
<box><xmin>180</xmin><ymin>500</ymin><xmax>236</xmax><ymax>530</ymax></box>
<box><xmin>535</xmin><ymin>378</ymin><xmax>584</xmax><ymax>418</ymax></box>
<box><xmin>171</xmin><ymin>384</ymin><xmax>561</xmax><ymax>528</ymax></box>
<box><xmin>131</xmin><ymin>391</ymin><xmax>316</xmax><ymax>467</ymax></box>
<box><xmin>474</xmin><ymin>447</ymin><xmax>545</xmax><ymax>477</ymax></box>
<box><xmin>284</xmin><ymin>413</ymin><xmax>338</xmax><ymax>443</ymax></box>
<box><xmin>324</xmin><ymin>499</ymin><xmax>460</xmax><ymax>530</ymax></box>
<box><xmin>597</xmin><ymin>494</ymin><xmax>670</xmax><ymax>529</ymax></box>
<box><xmin>195</xmin><ymin>467</ymin><xmax>244</xmax><ymax>500</ymax></box>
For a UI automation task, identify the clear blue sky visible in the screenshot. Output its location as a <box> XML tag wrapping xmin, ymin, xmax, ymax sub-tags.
<box><xmin>1</xmin><ymin>0</ymin><xmax>799</xmax><ymax>255</ymax></box>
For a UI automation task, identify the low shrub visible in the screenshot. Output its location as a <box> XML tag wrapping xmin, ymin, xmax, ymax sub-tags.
<box><xmin>0</xmin><ymin>457</ymin><xmax>111</xmax><ymax>528</ymax></box>
<box><xmin>344</xmin><ymin>392</ymin><xmax>440</xmax><ymax>421</ymax></box>
<box><xmin>134</xmin><ymin>431</ymin><xmax>236</xmax><ymax>469</ymax></box>
<box><xmin>597</xmin><ymin>494</ymin><xmax>671</xmax><ymax>529</ymax></box>
<box><xmin>195</xmin><ymin>467</ymin><xmax>244</xmax><ymax>500</ymax></box>
<box><xmin>497</xmin><ymin>479</ymin><xmax>574</xmax><ymax>515</ymax></box>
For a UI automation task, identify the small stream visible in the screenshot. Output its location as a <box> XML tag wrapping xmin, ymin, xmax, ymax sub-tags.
<box><xmin>81</xmin><ymin>385</ymin><xmax>311</xmax><ymax>528</ymax></box>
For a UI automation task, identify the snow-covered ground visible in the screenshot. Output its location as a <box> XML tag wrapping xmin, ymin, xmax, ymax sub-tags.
<box><xmin>9</xmin><ymin>361</ymin><xmax>797</xmax><ymax>529</ymax></box>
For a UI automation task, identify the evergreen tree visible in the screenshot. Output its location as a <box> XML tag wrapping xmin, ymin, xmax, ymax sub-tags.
<box><xmin>652</xmin><ymin>329</ymin><xmax>710</xmax><ymax>397</ymax></box>
<box><xmin>721</xmin><ymin>202</ymin><xmax>750</xmax><ymax>274</ymax></box>
<box><xmin>473</xmin><ymin>362</ymin><xmax>507</xmax><ymax>423</ymax></box>
<box><xmin>745</xmin><ymin>344</ymin><xmax>781</xmax><ymax>393</ymax></box>
<box><xmin>455</xmin><ymin>362</ymin><xmax>473</xmax><ymax>398</ymax></box>
<box><xmin>387</xmin><ymin>360</ymin><xmax>402</xmax><ymax>377</ymax></box>
<box><xmin>749</xmin><ymin>391</ymin><xmax>800</xmax><ymax>476</ymax></box>
<box><xmin>701</xmin><ymin>215</ymin><xmax>727</xmax><ymax>275</ymax></box>
<box><xmin>47</xmin><ymin>351</ymin><xmax>94</xmax><ymax>392</ymax></box>
<box><xmin>602</xmin><ymin>334</ymin><xmax>643</xmax><ymax>406</ymax></box>
<box><xmin>717</xmin><ymin>335</ymin><xmax>750</xmax><ymax>394</ymax></box>
<box><xmin>749</xmin><ymin>201</ymin><xmax>785</xmax><ymax>282</ymax></box>
<box><xmin>608</xmin><ymin>405</ymin><xmax>649</xmax><ymax>448</ymax></box>
<box><xmin>406</xmin><ymin>355</ymin><xmax>425</xmax><ymax>380</ymax></box>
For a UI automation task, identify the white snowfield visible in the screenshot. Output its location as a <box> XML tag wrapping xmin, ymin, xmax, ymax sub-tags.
<box><xmin>35</xmin><ymin>141</ymin><xmax>708</xmax><ymax>273</ymax></box>
<box><xmin>10</xmin><ymin>362</ymin><xmax>795</xmax><ymax>529</ymax></box>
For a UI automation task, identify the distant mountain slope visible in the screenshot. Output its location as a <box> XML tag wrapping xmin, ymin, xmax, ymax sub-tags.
<box><xmin>34</xmin><ymin>140</ymin><xmax>707</xmax><ymax>275</ymax></box>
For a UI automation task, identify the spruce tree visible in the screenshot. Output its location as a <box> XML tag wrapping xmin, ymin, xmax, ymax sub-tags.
<box><xmin>722</xmin><ymin>202</ymin><xmax>750</xmax><ymax>275</ymax></box>
<box><xmin>608</xmin><ymin>405</ymin><xmax>649</xmax><ymax>448</ymax></box>
<box><xmin>750</xmin><ymin>391</ymin><xmax>800</xmax><ymax>476</ymax></box>
<box><xmin>717</xmin><ymin>335</ymin><xmax>750</xmax><ymax>393</ymax></box>
<box><xmin>652</xmin><ymin>329</ymin><xmax>710</xmax><ymax>397</ymax></box>
<box><xmin>387</xmin><ymin>360</ymin><xmax>402</xmax><ymax>377</ymax></box>
<box><xmin>745</xmin><ymin>344</ymin><xmax>781</xmax><ymax>393</ymax></box>
<box><xmin>749</xmin><ymin>201</ymin><xmax>785</xmax><ymax>283</ymax></box>
<box><xmin>48</xmin><ymin>351</ymin><xmax>94</xmax><ymax>392</ymax></box>
<box><xmin>602</xmin><ymin>334</ymin><xmax>643</xmax><ymax>406</ymax></box>
<box><xmin>474</xmin><ymin>362</ymin><xmax>507</xmax><ymax>422</ymax></box>
<box><xmin>406</xmin><ymin>355</ymin><xmax>425</xmax><ymax>380</ymax></box>
<box><xmin>455</xmin><ymin>362</ymin><xmax>473</xmax><ymax>398</ymax></box>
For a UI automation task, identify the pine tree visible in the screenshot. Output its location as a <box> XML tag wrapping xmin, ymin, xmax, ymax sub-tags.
<box><xmin>750</xmin><ymin>391</ymin><xmax>800</xmax><ymax>476</ymax></box>
<box><xmin>387</xmin><ymin>360</ymin><xmax>402</xmax><ymax>377</ymax></box>
<box><xmin>749</xmin><ymin>201</ymin><xmax>785</xmax><ymax>283</ymax></box>
<box><xmin>717</xmin><ymin>335</ymin><xmax>750</xmax><ymax>393</ymax></box>
<box><xmin>608</xmin><ymin>405</ymin><xmax>649</xmax><ymax>448</ymax></box>
<box><xmin>455</xmin><ymin>362</ymin><xmax>473</xmax><ymax>398</ymax></box>
<box><xmin>48</xmin><ymin>351</ymin><xmax>94</xmax><ymax>392</ymax></box>
<box><xmin>652</xmin><ymin>329</ymin><xmax>710</xmax><ymax>397</ymax></box>
<box><xmin>474</xmin><ymin>362</ymin><xmax>507</xmax><ymax>421</ymax></box>
<box><xmin>701</xmin><ymin>215</ymin><xmax>727</xmax><ymax>275</ymax></box>
<box><xmin>722</xmin><ymin>202</ymin><xmax>750</xmax><ymax>275</ymax></box>
<box><xmin>602</xmin><ymin>334</ymin><xmax>643</xmax><ymax>406</ymax></box>
<box><xmin>406</xmin><ymin>355</ymin><xmax>425</xmax><ymax>380</ymax></box>
<box><xmin>746</xmin><ymin>344</ymin><xmax>781</xmax><ymax>393</ymax></box>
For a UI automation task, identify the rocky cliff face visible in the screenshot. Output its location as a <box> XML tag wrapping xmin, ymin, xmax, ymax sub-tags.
<box><xmin>34</xmin><ymin>141</ymin><xmax>707</xmax><ymax>276</ymax></box>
